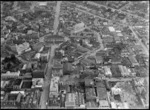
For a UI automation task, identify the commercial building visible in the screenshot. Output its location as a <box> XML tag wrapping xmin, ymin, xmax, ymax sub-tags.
<box><xmin>44</xmin><ymin>35</ymin><xmax>64</xmax><ymax>46</ymax></box>
<box><xmin>49</xmin><ymin>77</ymin><xmax>60</xmax><ymax>96</ymax></box>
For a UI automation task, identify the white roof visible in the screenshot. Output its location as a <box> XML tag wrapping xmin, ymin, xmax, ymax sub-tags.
<box><xmin>38</xmin><ymin>2</ymin><xmax>47</xmax><ymax>6</ymax></box>
<box><xmin>108</xmin><ymin>26</ymin><xmax>115</xmax><ymax>32</ymax></box>
<box><xmin>117</xmin><ymin>32</ymin><xmax>123</xmax><ymax>36</ymax></box>
<box><xmin>111</xmin><ymin>102</ymin><xmax>117</xmax><ymax>108</ymax></box>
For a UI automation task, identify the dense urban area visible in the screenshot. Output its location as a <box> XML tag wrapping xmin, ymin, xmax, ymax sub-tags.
<box><xmin>1</xmin><ymin>1</ymin><xmax>149</xmax><ymax>109</ymax></box>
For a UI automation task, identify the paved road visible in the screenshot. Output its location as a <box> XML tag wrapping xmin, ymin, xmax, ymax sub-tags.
<box><xmin>129</xmin><ymin>26</ymin><xmax>149</xmax><ymax>56</ymax></box>
<box><xmin>40</xmin><ymin>45</ymin><xmax>58</xmax><ymax>109</ymax></box>
<box><xmin>53</xmin><ymin>1</ymin><xmax>62</xmax><ymax>35</ymax></box>
<box><xmin>40</xmin><ymin>1</ymin><xmax>62</xmax><ymax>108</ymax></box>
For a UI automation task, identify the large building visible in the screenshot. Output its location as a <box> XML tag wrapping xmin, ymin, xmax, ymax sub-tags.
<box><xmin>65</xmin><ymin>93</ymin><xmax>76</xmax><ymax>109</ymax></box>
<box><xmin>72</xmin><ymin>22</ymin><xmax>86</xmax><ymax>33</ymax></box>
<box><xmin>44</xmin><ymin>35</ymin><xmax>64</xmax><ymax>46</ymax></box>
<box><xmin>49</xmin><ymin>77</ymin><xmax>60</xmax><ymax>96</ymax></box>
<box><xmin>1</xmin><ymin>92</ymin><xmax>23</xmax><ymax>109</ymax></box>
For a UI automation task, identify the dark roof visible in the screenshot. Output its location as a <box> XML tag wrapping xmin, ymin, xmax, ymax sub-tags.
<box><xmin>32</xmin><ymin>70</ymin><xmax>44</xmax><ymax>78</ymax></box>
<box><xmin>114</xmin><ymin>94</ymin><xmax>121</xmax><ymax>102</ymax></box>
<box><xmin>96</xmin><ymin>87</ymin><xmax>107</xmax><ymax>100</ymax></box>
<box><xmin>110</xmin><ymin>65</ymin><xmax>122</xmax><ymax>77</ymax></box>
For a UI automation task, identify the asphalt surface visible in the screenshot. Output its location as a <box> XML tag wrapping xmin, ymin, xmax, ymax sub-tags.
<box><xmin>40</xmin><ymin>1</ymin><xmax>62</xmax><ymax>109</ymax></box>
<box><xmin>40</xmin><ymin>45</ymin><xmax>57</xmax><ymax>109</ymax></box>
<box><xmin>53</xmin><ymin>1</ymin><xmax>62</xmax><ymax>35</ymax></box>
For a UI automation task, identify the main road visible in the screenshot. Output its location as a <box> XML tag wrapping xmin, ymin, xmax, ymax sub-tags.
<box><xmin>40</xmin><ymin>45</ymin><xmax>58</xmax><ymax>109</ymax></box>
<box><xmin>53</xmin><ymin>1</ymin><xmax>62</xmax><ymax>35</ymax></box>
<box><xmin>40</xmin><ymin>1</ymin><xmax>62</xmax><ymax>109</ymax></box>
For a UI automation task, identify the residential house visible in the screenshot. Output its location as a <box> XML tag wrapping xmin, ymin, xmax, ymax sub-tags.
<box><xmin>128</xmin><ymin>55</ymin><xmax>139</xmax><ymax>67</ymax></box>
<box><xmin>85</xmin><ymin>88</ymin><xmax>97</xmax><ymax>101</ymax></box>
<box><xmin>63</xmin><ymin>62</ymin><xmax>73</xmax><ymax>75</ymax></box>
<box><xmin>99</xmin><ymin>100</ymin><xmax>110</xmax><ymax>109</ymax></box>
<box><xmin>65</xmin><ymin>93</ymin><xmax>76</xmax><ymax>109</ymax></box>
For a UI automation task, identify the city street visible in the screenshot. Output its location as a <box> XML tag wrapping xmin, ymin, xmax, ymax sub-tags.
<box><xmin>129</xmin><ymin>26</ymin><xmax>149</xmax><ymax>56</ymax></box>
<box><xmin>40</xmin><ymin>1</ymin><xmax>62</xmax><ymax>109</ymax></box>
<box><xmin>53</xmin><ymin>1</ymin><xmax>62</xmax><ymax>35</ymax></box>
<box><xmin>40</xmin><ymin>45</ymin><xmax>58</xmax><ymax>109</ymax></box>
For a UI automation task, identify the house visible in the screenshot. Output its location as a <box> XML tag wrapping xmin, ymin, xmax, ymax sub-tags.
<box><xmin>53</xmin><ymin>59</ymin><xmax>63</xmax><ymax>69</ymax></box>
<box><xmin>32</xmin><ymin>70</ymin><xmax>44</xmax><ymax>78</ymax></box>
<box><xmin>15</xmin><ymin>42</ymin><xmax>30</xmax><ymax>55</ymax></box>
<box><xmin>65</xmin><ymin>93</ymin><xmax>76</xmax><ymax>108</ymax></box>
<box><xmin>31</xmin><ymin>78</ymin><xmax>44</xmax><ymax>89</ymax></box>
<box><xmin>52</xmin><ymin>69</ymin><xmax>63</xmax><ymax>77</ymax></box>
<box><xmin>44</xmin><ymin>35</ymin><xmax>64</xmax><ymax>45</ymax></box>
<box><xmin>1</xmin><ymin>71</ymin><xmax>20</xmax><ymax>79</ymax></box>
<box><xmin>32</xmin><ymin>42</ymin><xmax>44</xmax><ymax>52</ymax></box>
<box><xmin>63</xmin><ymin>62</ymin><xmax>73</xmax><ymax>75</ymax></box>
<box><xmin>95</xmin><ymin>55</ymin><xmax>103</xmax><ymax>64</ymax></box>
<box><xmin>96</xmin><ymin>87</ymin><xmax>107</xmax><ymax>100</ymax></box>
<box><xmin>85</xmin><ymin>88</ymin><xmax>96</xmax><ymax>101</ymax></box>
<box><xmin>111</xmin><ymin>87</ymin><xmax>122</xmax><ymax>95</ymax></box>
<box><xmin>84</xmin><ymin>78</ymin><xmax>94</xmax><ymax>87</ymax></box>
<box><xmin>75</xmin><ymin>92</ymin><xmax>85</xmax><ymax>108</ymax></box>
<box><xmin>99</xmin><ymin>100</ymin><xmax>110</xmax><ymax>109</ymax></box>
<box><xmin>104</xmin><ymin>66</ymin><xmax>112</xmax><ymax>77</ymax></box>
<box><xmin>128</xmin><ymin>55</ymin><xmax>139</xmax><ymax>67</ymax></box>
<box><xmin>110</xmin><ymin>65</ymin><xmax>122</xmax><ymax>78</ymax></box>
<box><xmin>86</xmin><ymin>101</ymin><xmax>99</xmax><ymax>109</ymax></box>
<box><xmin>48</xmin><ymin>95</ymin><xmax>60</xmax><ymax>108</ymax></box>
<box><xmin>72</xmin><ymin>22</ymin><xmax>86</xmax><ymax>33</ymax></box>
<box><xmin>1</xmin><ymin>92</ymin><xmax>23</xmax><ymax>109</ymax></box>
<box><xmin>108</xmin><ymin>26</ymin><xmax>115</xmax><ymax>32</ymax></box>
<box><xmin>50</xmin><ymin>77</ymin><xmax>60</xmax><ymax>96</ymax></box>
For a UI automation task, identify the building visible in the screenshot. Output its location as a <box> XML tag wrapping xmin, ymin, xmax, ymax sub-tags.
<box><xmin>96</xmin><ymin>87</ymin><xmax>107</xmax><ymax>100</ymax></box>
<box><xmin>85</xmin><ymin>88</ymin><xmax>96</xmax><ymax>101</ymax></box>
<box><xmin>20</xmin><ymin>79</ymin><xmax>32</xmax><ymax>90</ymax></box>
<box><xmin>32</xmin><ymin>70</ymin><xmax>44</xmax><ymax>78</ymax></box>
<box><xmin>53</xmin><ymin>59</ymin><xmax>63</xmax><ymax>69</ymax></box>
<box><xmin>63</xmin><ymin>62</ymin><xmax>73</xmax><ymax>75</ymax></box>
<box><xmin>52</xmin><ymin>69</ymin><xmax>63</xmax><ymax>76</ymax></box>
<box><xmin>110</xmin><ymin>102</ymin><xmax>129</xmax><ymax>109</ymax></box>
<box><xmin>16</xmin><ymin>42</ymin><xmax>30</xmax><ymax>55</ymax></box>
<box><xmin>95</xmin><ymin>55</ymin><xmax>103</xmax><ymax>64</ymax></box>
<box><xmin>128</xmin><ymin>55</ymin><xmax>139</xmax><ymax>67</ymax></box>
<box><xmin>44</xmin><ymin>35</ymin><xmax>64</xmax><ymax>46</ymax></box>
<box><xmin>75</xmin><ymin>92</ymin><xmax>85</xmax><ymax>108</ymax></box>
<box><xmin>86</xmin><ymin>101</ymin><xmax>99</xmax><ymax>109</ymax></box>
<box><xmin>65</xmin><ymin>93</ymin><xmax>76</xmax><ymax>109</ymax></box>
<box><xmin>72</xmin><ymin>22</ymin><xmax>86</xmax><ymax>33</ymax></box>
<box><xmin>84</xmin><ymin>78</ymin><xmax>94</xmax><ymax>87</ymax></box>
<box><xmin>110</xmin><ymin>65</ymin><xmax>122</xmax><ymax>78</ymax></box>
<box><xmin>48</xmin><ymin>95</ymin><xmax>60</xmax><ymax>109</ymax></box>
<box><xmin>1</xmin><ymin>71</ymin><xmax>20</xmax><ymax>79</ymax></box>
<box><xmin>50</xmin><ymin>77</ymin><xmax>60</xmax><ymax>96</ymax></box>
<box><xmin>31</xmin><ymin>78</ymin><xmax>44</xmax><ymax>89</ymax></box>
<box><xmin>104</xmin><ymin>66</ymin><xmax>112</xmax><ymax>77</ymax></box>
<box><xmin>1</xmin><ymin>92</ymin><xmax>23</xmax><ymax>109</ymax></box>
<box><xmin>99</xmin><ymin>100</ymin><xmax>110</xmax><ymax>109</ymax></box>
<box><xmin>108</xmin><ymin>26</ymin><xmax>115</xmax><ymax>32</ymax></box>
<box><xmin>1</xmin><ymin>80</ymin><xmax>10</xmax><ymax>89</ymax></box>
